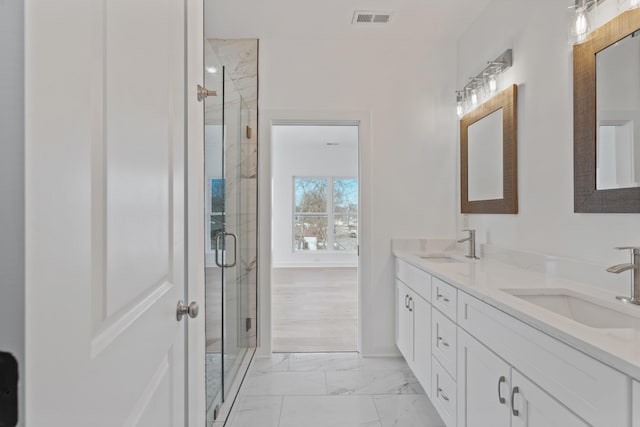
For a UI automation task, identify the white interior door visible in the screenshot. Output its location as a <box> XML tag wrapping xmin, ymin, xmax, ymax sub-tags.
<box><xmin>25</xmin><ymin>0</ymin><xmax>190</xmax><ymax>425</ymax></box>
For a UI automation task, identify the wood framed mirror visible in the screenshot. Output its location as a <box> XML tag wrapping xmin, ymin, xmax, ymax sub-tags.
<box><xmin>460</xmin><ymin>84</ymin><xmax>518</xmax><ymax>214</ymax></box>
<box><xmin>574</xmin><ymin>8</ymin><xmax>640</xmax><ymax>213</ymax></box>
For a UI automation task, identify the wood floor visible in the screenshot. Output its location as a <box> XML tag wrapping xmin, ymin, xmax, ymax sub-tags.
<box><xmin>272</xmin><ymin>267</ymin><xmax>358</xmax><ymax>353</ymax></box>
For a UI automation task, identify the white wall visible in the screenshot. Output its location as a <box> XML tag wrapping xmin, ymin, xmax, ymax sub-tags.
<box><xmin>272</xmin><ymin>125</ymin><xmax>358</xmax><ymax>267</ymax></box>
<box><xmin>456</xmin><ymin>0</ymin><xmax>640</xmax><ymax>295</ymax></box>
<box><xmin>0</xmin><ymin>0</ymin><xmax>24</xmax><ymax>424</ymax></box>
<box><xmin>260</xmin><ymin>38</ymin><xmax>458</xmax><ymax>355</ymax></box>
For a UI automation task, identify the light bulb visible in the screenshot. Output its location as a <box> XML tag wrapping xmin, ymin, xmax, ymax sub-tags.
<box><xmin>488</xmin><ymin>75</ymin><xmax>497</xmax><ymax>93</ymax></box>
<box><xmin>575</xmin><ymin>11</ymin><xmax>588</xmax><ymax>42</ymax></box>
<box><xmin>471</xmin><ymin>90</ymin><xmax>478</xmax><ymax>106</ymax></box>
<box><xmin>456</xmin><ymin>102</ymin><xmax>463</xmax><ymax>118</ymax></box>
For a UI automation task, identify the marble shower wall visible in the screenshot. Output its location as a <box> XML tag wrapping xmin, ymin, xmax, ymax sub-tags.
<box><xmin>207</xmin><ymin>39</ymin><xmax>258</xmax><ymax>348</ymax></box>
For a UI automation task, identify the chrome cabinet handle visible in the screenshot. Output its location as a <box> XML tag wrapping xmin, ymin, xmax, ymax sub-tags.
<box><xmin>497</xmin><ymin>376</ymin><xmax>506</xmax><ymax>404</ymax></box>
<box><xmin>437</xmin><ymin>387</ymin><xmax>450</xmax><ymax>402</ymax></box>
<box><xmin>511</xmin><ymin>386</ymin><xmax>520</xmax><ymax>416</ymax></box>
<box><xmin>408</xmin><ymin>297</ymin><xmax>414</xmax><ymax>312</ymax></box>
<box><xmin>438</xmin><ymin>336</ymin><xmax>450</xmax><ymax>347</ymax></box>
<box><xmin>214</xmin><ymin>232</ymin><xmax>238</xmax><ymax>268</ymax></box>
<box><xmin>405</xmin><ymin>294</ymin><xmax>409</xmax><ymax>309</ymax></box>
<box><xmin>437</xmin><ymin>293</ymin><xmax>450</xmax><ymax>303</ymax></box>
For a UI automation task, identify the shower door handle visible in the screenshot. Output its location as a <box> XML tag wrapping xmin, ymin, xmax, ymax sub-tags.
<box><xmin>215</xmin><ymin>232</ymin><xmax>238</xmax><ymax>268</ymax></box>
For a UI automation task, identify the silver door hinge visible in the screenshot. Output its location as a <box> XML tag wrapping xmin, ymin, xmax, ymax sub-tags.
<box><xmin>197</xmin><ymin>84</ymin><xmax>217</xmax><ymax>102</ymax></box>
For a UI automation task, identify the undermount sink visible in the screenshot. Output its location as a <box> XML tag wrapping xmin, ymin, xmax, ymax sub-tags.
<box><xmin>418</xmin><ymin>254</ymin><xmax>465</xmax><ymax>263</ymax></box>
<box><xmin>504</xmin><ymin>288</ymin><xmax>640</xmax><ymax>329</ymax></box>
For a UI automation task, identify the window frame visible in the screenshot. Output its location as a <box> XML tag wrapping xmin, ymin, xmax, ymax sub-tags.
<box><xmin>293</xmin><ymin>176</ymin><xmax>358</xmax><ymax>253</ymax></box>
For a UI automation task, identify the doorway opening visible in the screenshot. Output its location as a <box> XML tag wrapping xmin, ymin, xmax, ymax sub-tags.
<box><xmin>271</xmin><ymin>124</ymin><xmax>359</xmax><ymax>353</ymax></box>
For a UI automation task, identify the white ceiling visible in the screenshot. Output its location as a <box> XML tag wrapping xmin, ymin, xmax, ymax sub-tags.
<box><xmin>205</xmin><ymin>0</ymin><xmax>492</xmax><ymax>41</ymax></box>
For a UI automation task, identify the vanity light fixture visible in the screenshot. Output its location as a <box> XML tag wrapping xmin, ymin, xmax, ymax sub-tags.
<box><xmin>569</xmin><ymin>0</ymin><xmax>603</xmax><ymax>44</ymax></box>
<box><xmin>455</xmin><ymin>49</ymin><xmax>513</xmax><ymax>118</ymax></box>
<box><xmin>575</xmin><ymin>8</ymin><xmax>589</xmax><ymax>42</ymax></box>
<box><xmin>618</xmin><ymin>0</ymin><xmax>640</xmax><ymax>10</ymax></box>
<box><xmin>471</xmin><ymin>89</ymin><xmax>478</xmax><ymax>106</ymax></box>
<box><xmin>488</xmin><ymin>74</ymin><xmax>498</xmax><ymax>93</ymax></box>
<box><xmin>456</xmin><ymin>91</ymin><xmax>464</xmax><ymax>118</ymax></box>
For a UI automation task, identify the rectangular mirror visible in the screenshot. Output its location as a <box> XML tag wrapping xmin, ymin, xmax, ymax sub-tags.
<box><xmin>468</xmin><ymin>108</ymin><xmax>504</xmax><ymax>201</ymax></box>
<box><xmin>596</xmin><ymin>31</ymin><xmax>640</xmax><ymax>190</ymax></box>
<box><xmin>574</xmin><ymin>8</ymin><xmax>640</xmax><ymax>212</ymax></box>
<box><xmin>460</xmin><ymin>84</ymin><xmax>518</xmax><ymax>214</ymax></box>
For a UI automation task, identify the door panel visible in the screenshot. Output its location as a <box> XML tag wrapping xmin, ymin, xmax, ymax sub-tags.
<box><xmin>511</xmin><ymin>371</ymin><xmax>588</xmax><ymax>427</ymax></box>
<box><xmin>222</xmin><ymin>72</ymin><xmax>250</xmax><ymax>396</ymax></box>
<box><xmin>396</xmin><ymin>280</ymin><xmax>413</xmax><ymax>361</ymax></box>
<box><xmin>412</xmin><ymin>294</ymin><xmax>431</xmax><ymax>398</ymax></box>
<box><xmin>25</xmin><ymin>0</ymin><xmax>187</xmax><ymax>425</ymax></box>
<box><xmin>104</xmin><ymin>0</ymin><xmax>174</xmax><ymax>316</ymax></box>
<box><xmin>457</xmin><ymin>330</ymin><xmax>510</xmax><ymax>427</ymax></box>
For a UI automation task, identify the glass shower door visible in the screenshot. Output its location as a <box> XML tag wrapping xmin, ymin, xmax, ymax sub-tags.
<box><xmin>204</xmin><ymin>48</ymin><xmax>255</xmax><ymax>424</ymax></box>
<box><xmin>204</xmin><ymin>48</ymin><xmax>224</xmax><ymax>424</ymax></box>
<box><xmin>219</xmin><ymin>71</ymin><xmax>251</xmax><ymax>397</ymax></box>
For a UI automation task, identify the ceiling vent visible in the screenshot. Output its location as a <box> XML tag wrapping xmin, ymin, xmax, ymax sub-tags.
<box><xmin>352</xmin><ymin>11</ymin><xmax>392</xmax><ymax>24</ymax></box>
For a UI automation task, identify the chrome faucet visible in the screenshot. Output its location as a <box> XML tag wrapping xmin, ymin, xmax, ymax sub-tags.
<box><xmin>607</xmin><ymin>247</ymin><xmax>640</xmax><ymax>305</ymax></box>
<box><xmin>457</xmin><ymin>229</ymin><xmax>479</xmax><ymax>259</ymax></box>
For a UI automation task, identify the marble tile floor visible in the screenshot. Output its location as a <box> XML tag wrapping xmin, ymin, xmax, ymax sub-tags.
<box><xmin>223</xmin><ymin>352</ymin><xmax>445</xmax><ymax>427</ymax></box>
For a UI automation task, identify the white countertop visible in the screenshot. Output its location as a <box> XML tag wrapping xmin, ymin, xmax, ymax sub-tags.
<box><xmin>394</xmin><ymin>248</ymin><xmax>640</xmax><ymax>381</ymax></box>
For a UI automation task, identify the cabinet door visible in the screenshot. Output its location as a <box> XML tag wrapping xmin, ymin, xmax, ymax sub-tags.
<box><xmin>396</xmin><ymin>280</ymin><xmax>413</xmax><ymax>362</ymax></box>
<box><xmin>457</xmin><ymin>330</ymin><xmax>510</xmax><ymax>427</ymax></box>
<box><xmin>633</xmin><ymin>380</ymin><xmax>640</xmax><ymax>427</ymax></box>
<box><xmin>511</xmin><ymin>370</ymin><xmax>589</xmax><ymax>427</ymax></box>
<box><xmin>412</xmin><ymin>293</ymin><xmax>431</xmax><ymax>397</ymax></box>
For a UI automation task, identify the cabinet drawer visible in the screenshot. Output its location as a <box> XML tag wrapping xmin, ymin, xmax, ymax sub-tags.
<box><xmin>432</xmin><ymin>277</ymin><xmax>457</xmax><ymax>321</ymax></box>
<box><xmin>458</xmin><ymin>291</ymin><xmax>630</xmax><ymax>427</ymax></box>
<box><xmin>396</xmin><ymin>259</ymin><xmax>431</xmax><ymax>302</ymax></box>
<box><xmin>432</xmin><ymin>356</ymin><xmax>457</xmax><ymax>427</ymax></box>
<box><xmin>432</xmin><ymin>308</ymin><xmax>457</xmax><ymax>380</ymax></box>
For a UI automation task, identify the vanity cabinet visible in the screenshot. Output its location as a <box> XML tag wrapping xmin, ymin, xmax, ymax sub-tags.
<box><xmin>395</xmin><ymin>260</ymin><xmax>432</xmax><ymax>398</ymax></box>
<box><xmin>394</xmin><ymin>256</ymin><xmax>633</xmax><ymax>427</ymax></box>
<box><xmin>458</xmin><ymin>329</ymin><xmax>587</xmax><ymax>427</ymax></box>
<box><xmin>457</xmin><ymin>291</ymin><xmax>629</xmax><ymax>427</ymax></box>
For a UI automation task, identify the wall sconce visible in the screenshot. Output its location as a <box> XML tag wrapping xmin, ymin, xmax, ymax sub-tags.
<box><xmin>455</xmin><ymin>49</ymin><xmax>513</xmax><ymax>118</ymax></box>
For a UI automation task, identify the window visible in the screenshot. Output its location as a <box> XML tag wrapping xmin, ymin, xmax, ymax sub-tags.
<box><xmin>294</xmin><ymin>177</ymin><xmax>358</xmax><ymax>252</ymax></box>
